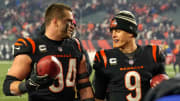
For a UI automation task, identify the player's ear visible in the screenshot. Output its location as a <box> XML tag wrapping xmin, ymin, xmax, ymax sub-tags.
<box><xmin>52</xmin><ymin>18</ymin><xmax>58</xmax><ymax>27</ymax></box>
<box><xmin>129</xmin><ymin>33</ymin><xmax>134</xmax><ymax>38</ymax></box>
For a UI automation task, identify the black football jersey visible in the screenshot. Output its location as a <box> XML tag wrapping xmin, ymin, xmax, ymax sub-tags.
<box><xmin>14</xmin><ymin>35</ymin><xmax>84</xmax><ymax>101</ymax></box>
<box><xmin>93</xmin><ymin>45</ymin><xmax>166</xmax><ymax>101</ymax></box>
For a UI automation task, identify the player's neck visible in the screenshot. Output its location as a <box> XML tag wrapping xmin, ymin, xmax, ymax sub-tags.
<box><xmin>45</xmin><ymin>28</ymin><xmax>63</xmax><ymax>41</ymax></box>
<box><xmin>45</xmin><ymin>32</ymin><xmax>63</xmax><ymax>41</ymax></box>
<box><xmin>119</xmin><ymin>41</ymin><xmax>137</xmax><ymax>54</ymax></box>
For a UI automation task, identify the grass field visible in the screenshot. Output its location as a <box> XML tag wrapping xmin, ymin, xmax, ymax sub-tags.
<box><xmin>0</xmin><ymin>61</ymin><xmax>27</xmax><ymax>101</ymax></box>
<box><xmin>0</xmin><ymin>61</ymin><xmax>177</xmax><ymax>101</ymax></box>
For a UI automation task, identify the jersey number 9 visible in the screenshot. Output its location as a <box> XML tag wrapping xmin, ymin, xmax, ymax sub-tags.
<box><xmin>125</xmin><ymin>71</ymin><xmax>142</xmax><ymax>101</ymax></box>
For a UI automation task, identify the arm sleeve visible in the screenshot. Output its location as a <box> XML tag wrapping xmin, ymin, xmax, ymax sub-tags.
<box><xmin>153</xmin><ymin>46</ymin><xmax>166</xmax><ymax>75</ymax></box>
<box><xmin>94</xmin><ymin>70</ymin><xmax>108</xmax><ymax>99</ymax></box>
<box><xmin>93</xmin><ymin>51</ymin><xmax>108</xmax><ymax>99</ymax></box>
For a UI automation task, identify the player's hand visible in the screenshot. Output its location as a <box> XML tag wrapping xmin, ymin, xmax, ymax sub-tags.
<box><xmin>151</xmin><ymin>81</ymin><xmax>160</xmax><ymax>88</ymax></box>
<box><xmin>25</xmin><ymin>63</ymin><xmax>54</xmax><ymax>91</ymax></box>
<box><xmin>150</xmin><ymin>74</ymin><xmax>169</xmax><ymax>88</ymax></box>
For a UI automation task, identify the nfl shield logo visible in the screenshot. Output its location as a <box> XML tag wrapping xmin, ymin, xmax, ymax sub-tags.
<box><xmin>129</xmin><ymin>59</ymin><xmax>134</xmax><ymax>65</ymax></box>
<box><xmin>58</xmin><ymin>47</ymin><xmax>63</xmax><ymax>52</ymax></box>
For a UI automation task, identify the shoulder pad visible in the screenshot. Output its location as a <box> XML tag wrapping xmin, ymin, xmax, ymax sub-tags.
<box><xmin>93</xmin><ymin>49</ymin><xmax>108</xmax><ymax>69</ymax></box>
<box><xmin>13</xmin><ymin>37</ymin><xmax>36</xmax><ymax>56</ymax></box>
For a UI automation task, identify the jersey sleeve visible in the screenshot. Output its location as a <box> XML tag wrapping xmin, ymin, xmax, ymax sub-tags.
<box><xmin>152</xmin><ymin>45</ymin><xmax>166</xmax><ymax>76</ymax></box>
<box><xmin>73</xmin><ymin>38</ymin><xmax>83</xmax><ymax>60</ymax></box>
<box><xmin>73</xmin><ymin>38</ymin><xmax>92</xmax><ymax>74</ymax></box>
<box><xmin>13</xmin><ymin>37</ymin><xmax>34</xmax><ymax>57</ymax></box>
<box><xmin>93</xmin><ymin>51</ymin><xmax>108</xmax><ymax>99</ymax></box>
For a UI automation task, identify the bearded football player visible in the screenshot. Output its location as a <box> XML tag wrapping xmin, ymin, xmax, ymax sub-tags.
<box><xmin>3</xmin><ymin>3</ymin><xmax>94</xmax><ymax>101</ymax></box>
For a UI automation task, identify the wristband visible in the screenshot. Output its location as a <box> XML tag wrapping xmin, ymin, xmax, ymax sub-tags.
<box><xmin>18</xmin><ymin>82</ymin><xmax>27</xmax><ymax>93</ymax></box>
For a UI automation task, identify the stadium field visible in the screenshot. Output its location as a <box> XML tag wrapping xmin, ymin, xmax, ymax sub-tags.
<box><xmin>0</xmin><ymin>61</ymin><xmax>27</xmax><ymax>101</ymax></box>
<box><xmin>0</xmin><ymin>61</ymin><xmax>177</xmax><ymax>101</ymax></box>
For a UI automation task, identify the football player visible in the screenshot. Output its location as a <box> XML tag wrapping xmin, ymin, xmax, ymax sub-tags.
<box><xmin>93</xmin><ymin>10</ymin><xmax>168</xmax><ymax>101</ymax></box>
<box><xmin>38</xmin><ymin>22</ymin><xmax>92</xmax><ymax>75</ymax></box>
<box><xmin>3</xmin><ymin>3</ymin><xmax>94</xmax><ymax>101</ymax></box>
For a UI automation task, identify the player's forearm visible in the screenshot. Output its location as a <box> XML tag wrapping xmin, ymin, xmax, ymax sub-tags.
<box><xmin>10</xmin><ymin>81</ymin><xmax>22</xmax><ymax>95</ymax></box>
<box><xmin>78</xmin><ymin>78</ymin><xmax>94</xmax><ymax>101</ymax></box>
<box><xmin>3</xmin><ymin>78</ymin><xmax>22</xmax><ymax>96</ymax></box>
<box><xmin>3</xmin><ymin>75</ymin><xmax>25</xmax><ymax>96</ymax></box>
<box><xmin>79</xmin><ymin>86</ymin><xmax>94</xmax><ymax>100</ymax></box>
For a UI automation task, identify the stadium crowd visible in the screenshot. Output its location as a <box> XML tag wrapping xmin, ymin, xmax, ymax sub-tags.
<box><xmin>0</xmin><ymin>0</ymin><xmax>180</xmax><ymax>61</ymax></box>
<box><xmin>0</xmin><ymin>0</ymin><xmax>180</xmax><ymax>41</ymax></box>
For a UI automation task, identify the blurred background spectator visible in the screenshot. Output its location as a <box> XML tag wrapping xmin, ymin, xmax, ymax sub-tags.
<box><xmin>0</xmin><ymin>0</ymin><xmax>180</xmax><ymax>60</ymax></box>
<box><xmin>0</xmin><ymin>0</ymin><xmax>180</xmax><ymax>41</ymax></box>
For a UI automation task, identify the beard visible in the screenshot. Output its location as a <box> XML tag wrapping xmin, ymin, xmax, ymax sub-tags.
<box><xmin>61</xmin><ymin>23</ymin><xmax>74</xmax><ymax>39</ymax></box>
<box><xmin>60</xmin><ymin>30</ymin><xmax>73</xmax><ymax>39</ymax></box>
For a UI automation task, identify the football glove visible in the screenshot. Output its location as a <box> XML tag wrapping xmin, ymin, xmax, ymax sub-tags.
<box><xmin>19</xmin><ymin>63</ymin><xmax>54</xmax><ymax>93</ymax></box>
